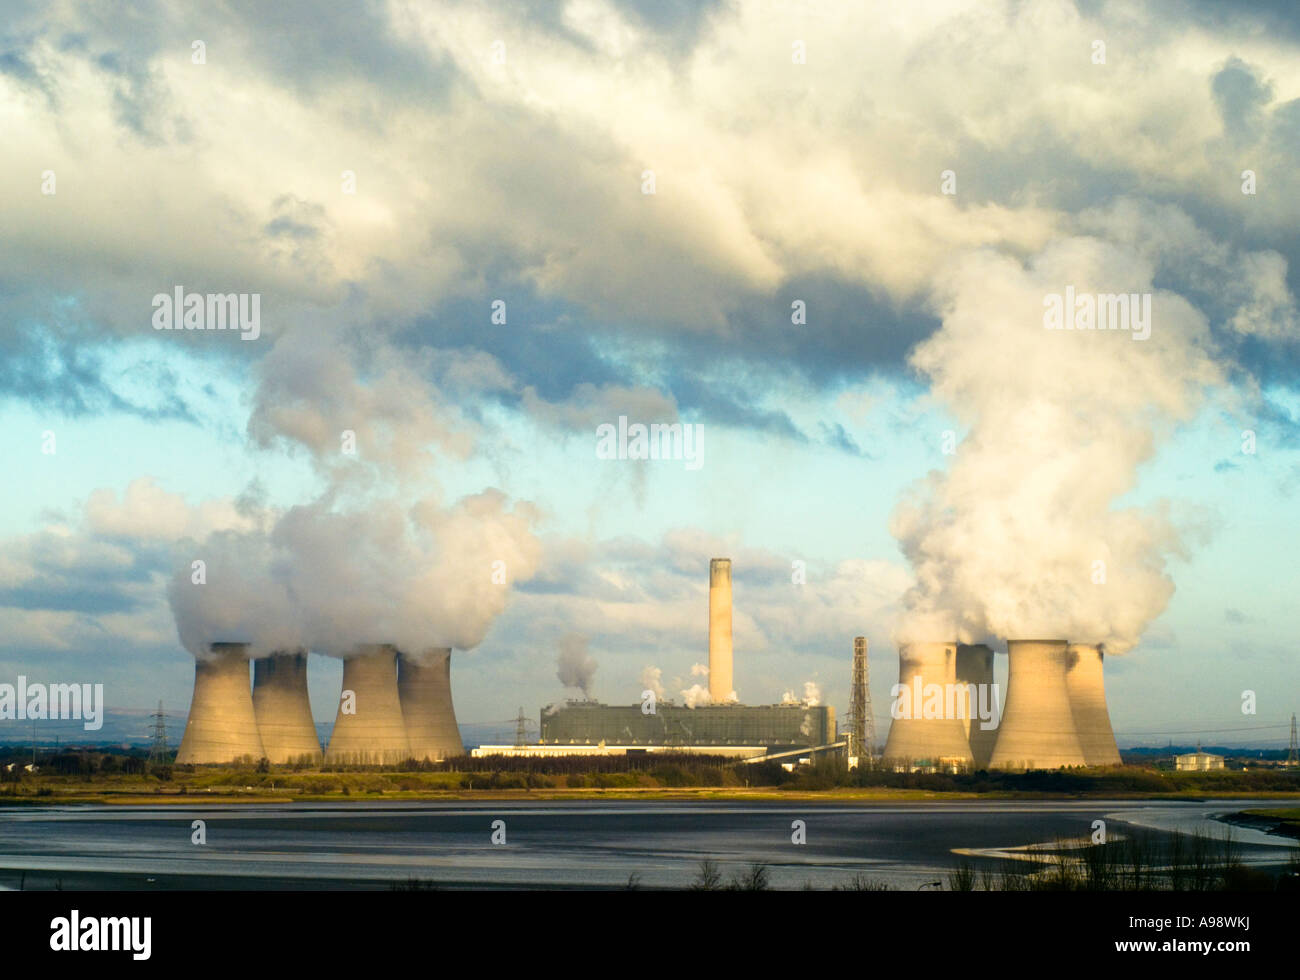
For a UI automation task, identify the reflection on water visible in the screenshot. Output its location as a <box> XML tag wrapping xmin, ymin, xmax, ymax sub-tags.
<box><xmin>0</xmin><ymin>799</ymin><xmax>1290</xmax><ymax>890</ymax></box>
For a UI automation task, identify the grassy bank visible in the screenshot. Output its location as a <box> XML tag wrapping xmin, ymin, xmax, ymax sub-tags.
<box><xmin>2</xmin><ymin>754</ymin><xmax>1299</xmax><ymax>805</ymax></box>
<box><xmin>1226</xmin><ymin>807</ymin><xmax>1300</xmax><ymax>840</ymax></box>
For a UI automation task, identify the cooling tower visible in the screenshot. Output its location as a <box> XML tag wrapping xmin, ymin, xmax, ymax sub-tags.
<box><xmin>1065</xmin><ymin>643</ymin><xmax>1122</xmax><ymax>766</ymax></box>
<box><xmin>881</xmin><ymin>642</ymin><xmax>974</xmax><ymax>768</ymax></box>
<box><xmin>708</xmin><ymin>558</ymin><xmax>734</xmax><ymax>704</ymax></box>
<box><xmin>324</xmin><ymin>644</ymin><xmax>412</xmax><ymax>765</ymax></box>
<box><xmin>988</xmin><ymin>640</ymin><xmax>1087</xmax><ymax>770</ymax></box>
<box><xmin>955</xmin><ymin>643</ymin><xmax>998</xmax><ymax>768</ymax></box>
<box><xmin>398</xmin><ymin>648</ymin><xmax>464</xmax><ymax>761</ymax></box>
<box><xmin>176</xmin><ymin>642</ymin><xmax>266</xmax><ymax>764</ymax></box>
<box><xmin>252</xmin><ymin>650</ymin><xmax>322</xmax><ymax>765</ymax></box>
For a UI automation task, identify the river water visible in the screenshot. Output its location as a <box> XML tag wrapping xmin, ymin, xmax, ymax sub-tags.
<box><xmin>0</xmin><ymin>798</ymin><xmax>1292</xmax><ymax>890</ymax></box>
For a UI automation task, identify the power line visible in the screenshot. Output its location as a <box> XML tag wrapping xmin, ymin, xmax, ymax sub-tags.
<box><xmin>1113</xmin><ymin>723</ymin><xmax>1290</xmax><ymax>736</ymax></box>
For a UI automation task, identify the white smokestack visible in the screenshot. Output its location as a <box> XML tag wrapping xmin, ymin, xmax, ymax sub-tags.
<box><xmin>708</xmin><ymin>558</ymin><xmax>734</xmax><ymax>704</ymax></box>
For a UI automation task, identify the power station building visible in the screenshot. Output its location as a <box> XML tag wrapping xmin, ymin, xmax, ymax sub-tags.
<box><xmin>539</xmin><ymin>700</ymin><xmax>835</xmax><ymax>750</ymax></box>
<box><xmin>479</xmin><ymin>557</ymin><xmax>840</xmax><ymax>760</ymax></box>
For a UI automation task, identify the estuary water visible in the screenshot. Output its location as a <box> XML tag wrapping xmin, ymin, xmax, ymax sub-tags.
<box><xmin>0</xmin><ymin>798</ymin><xmax>1292</xmax><ymax>890</ymax></box>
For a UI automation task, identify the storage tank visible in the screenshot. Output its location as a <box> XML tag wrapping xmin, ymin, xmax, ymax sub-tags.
<box><xmin>176</xmin><ymin>642</ymin><xmax>266</xmax><ymax>764</ymax></box>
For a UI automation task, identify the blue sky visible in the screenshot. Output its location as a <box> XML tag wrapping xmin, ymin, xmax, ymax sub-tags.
<box><xmin>2</xmin><ymin>0</ymin><xmax>1298</xmax><ymax>749</ymax></box>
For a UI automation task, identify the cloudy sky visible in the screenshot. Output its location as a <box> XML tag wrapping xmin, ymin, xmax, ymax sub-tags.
<box><xmin>2</xmin><ymin>0</ymin><xmax>1298</xmax><ymax>748</ymax></box>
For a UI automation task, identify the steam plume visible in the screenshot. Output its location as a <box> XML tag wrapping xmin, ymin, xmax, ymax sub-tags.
<box><xmin>556</xmin><ymin>633</ymin><xmax>597</xmax><ymax>698</ymax></box>
<box><xmin>891</xmin><ymin>238</ymin><xmax>1220</xmax><ymax>653</ymax></box>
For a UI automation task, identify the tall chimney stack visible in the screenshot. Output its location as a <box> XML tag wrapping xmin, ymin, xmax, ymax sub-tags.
<box><xmin>176</xmin><ymin>642</ymin><xmax>265</xmax><ymax>764</ymax></box>
<box><xmin>708</xmin><ymin>558</ymin><xmax>734</xmax><ymax>704</ymax></box>
<box><xmin>252</xmin><ymin>650</ymin><xmax>322</xmax><ymax>765</ymax></box>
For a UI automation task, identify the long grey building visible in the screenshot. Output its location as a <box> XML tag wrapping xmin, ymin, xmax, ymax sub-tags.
<box><xmin>540</xmin><ymin>700</ymin><xmax>835</xmax><ymax>750</ymax></box>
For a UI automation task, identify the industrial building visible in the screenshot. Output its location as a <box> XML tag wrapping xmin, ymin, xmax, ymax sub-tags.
<box><xmin>539</xmin><ymin>700</ymin><xmax>835</xmax><ymax>749</ymax></box>
<box><xmin>1176</xmin><ymin>749</ymin><xmax>1225</xmax><ymax>771</ymax></box>
<box><xmin>471</xmin><ymin>743</ymin><xmax>768</xmax><ymax>760</ymax></box>
<box><xmin>507</xmin><ymin>557</ymin><xmax>838</xmax><ymax>759</ymax></box>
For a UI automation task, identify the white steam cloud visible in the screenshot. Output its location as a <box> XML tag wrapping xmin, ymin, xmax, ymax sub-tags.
<box><xmin>892</xmin><ymin>235</ymin><xmax>1222</xmax><ymax>653</ymax></box>
<box><xmin>678</xmin><ymin>684</ymin><xmax>712</xmax><ymax>709</ymax></box>
<box><xmin>639</xmin><ymin>665</ymin><xmax>664</xmax><ymax>700</ymax></box>
<box><xmin>169</xmin><ymin>328</ymin><xmax>543</xmax><ymax>661</ymax></box>
<box><xmin>168</xmin><ymin>490</ymin><xmax>541</xmax><ymax>659</ymax></box>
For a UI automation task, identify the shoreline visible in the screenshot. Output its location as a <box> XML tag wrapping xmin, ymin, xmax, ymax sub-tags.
<box><xmin>4</xmin><ymin>787</ymin><xmax>1300</xmax><ymax>807</ymax></box>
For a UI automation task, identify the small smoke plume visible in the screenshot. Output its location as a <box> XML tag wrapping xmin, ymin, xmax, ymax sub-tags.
<box><xmin>690</xmin><ymin>663</ymin><xmax>709</xmax><ymax>677</ymax></box>
<box><xmin>782</xmin><ymin>682</ymin><xmax>821</xmax><ymax>706</ymax></box>
<box><xmin>892</xmin><ymin>237</ymin><xmax>1221</xmax><ymax>653</ymax></box>
<box><xmin>679</xmin><ymin>684</ymin><xmax>713</xmax><ymax>708</ymax></box>
<box><xmin>640</xmin><ymin>665</ymin><xmax>665</xmax><ymax>700</ymax></box>
<box><xmin>556</xmin><ymin>633</ymin><xmax>597</xmax><ymax>698</ymax></box>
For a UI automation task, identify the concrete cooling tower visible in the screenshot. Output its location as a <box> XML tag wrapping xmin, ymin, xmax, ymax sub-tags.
<box><xmin>176</xmin><ymin>642</ymin><xmax>266</xmax><ymax>764</ymax></box>
<box><xmin>988</xmin><ymin>640</ymin><xmax>1088</xmax><ymax>770</ymax></box>
<box><xmin>252</xmin><ymin>650</ymin><xmax>322</xmax><ymax>765</ymax></box>
<box><xmin>708</xmin><ymin>558</ymin><xmax>734</xmax><ymax>704</ymax></box>
<box><xmin>881</xmin><ymin>642</ymin><xmax>974</xmax><ymax>769</ymax></box>
<box><xmin>398</xmin><ymin>648</ymin><xmax>464</xmax><ymax>761</ymax></box>
<box><xmin>325</xmin><ymin>644</ymin><xmax>412</xmax><ymax>765</ymax></box>
<box><xmin>1065</xmin><ymin>643</ymin><xmax>1122</xmax><ymax>766</ymax></box>
<box><xmin>955</xmin><ymin>643</ymin><xmax>998</xmax><ymax>769</ymax></box>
